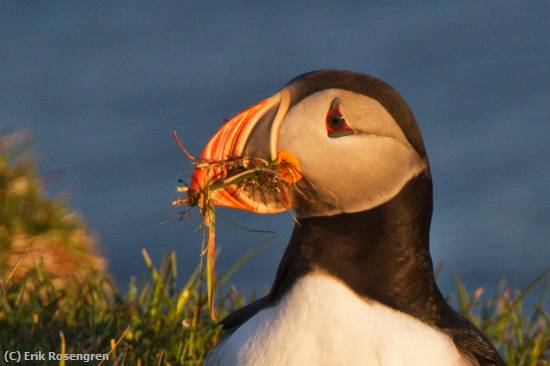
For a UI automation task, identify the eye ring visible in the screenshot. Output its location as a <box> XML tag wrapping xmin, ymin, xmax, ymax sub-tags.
<box><xmin>326</xmin><ymin>97</ymin><xmax>353</xmax><ymax>138</ymax></box>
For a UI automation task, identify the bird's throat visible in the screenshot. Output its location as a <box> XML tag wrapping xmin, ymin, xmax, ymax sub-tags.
<box><xmin>269</xmin><ymin>170</ymin><xmax>448</xmax><ymax>322</ymax></box>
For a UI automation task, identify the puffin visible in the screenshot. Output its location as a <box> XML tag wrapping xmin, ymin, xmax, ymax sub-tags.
<box><xmin>190</xmin><ymin>70</ymin><xmax>504</xmax><ymax>366</ymax></box>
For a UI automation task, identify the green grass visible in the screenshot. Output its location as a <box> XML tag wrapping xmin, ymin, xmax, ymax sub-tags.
<box><xmin>0</xmin><ymin>250</ymin><xmax>548</xmax><ymax>365</ymax></box>
<box><xmin>0</xmin><ymin>250</ymin><xmax>243</xmax><ymax>365</ymax></box>
<box><xmin>453</xmin><ymin>272</ymin><xmax>549</xmax><ymax>365</ymax></box>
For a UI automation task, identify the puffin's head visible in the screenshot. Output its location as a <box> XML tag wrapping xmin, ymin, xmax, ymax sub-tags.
<box><xmin>190</xmin><ymin>70</ymin><xmax>429</xmax><ymax>218</ymax></box>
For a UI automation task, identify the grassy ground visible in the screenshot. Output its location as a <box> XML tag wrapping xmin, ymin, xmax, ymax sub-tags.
<box><xmin>0</xmin><ymin>132</ymin><xmax>104</xmax><ymax>288</ymax></box>
<box><xmin>0</xmin><ymin>251</ymin><xmax>548</xmax><ymax>365</ymax></box>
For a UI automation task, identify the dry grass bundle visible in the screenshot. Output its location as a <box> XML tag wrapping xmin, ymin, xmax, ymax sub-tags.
<box><xmin>172</xmin><ymin>133</ymin><xmax>302</xmax><ymax>319</ymax></box>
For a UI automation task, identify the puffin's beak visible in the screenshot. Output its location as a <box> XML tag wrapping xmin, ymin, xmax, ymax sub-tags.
<box><xmin>189</xmin><ymin>89</ymin><xmax>293</xmax><ymax>213</ymax></box>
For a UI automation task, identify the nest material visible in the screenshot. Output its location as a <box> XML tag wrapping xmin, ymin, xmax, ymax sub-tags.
<box><xmin>173</xmin><ymin>151</ymin><xmax>302</xmax><ymax>319</ymax></box>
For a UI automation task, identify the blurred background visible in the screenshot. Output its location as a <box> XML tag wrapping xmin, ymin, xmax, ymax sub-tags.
<box><xmin>1</xmin><ymin>1</ymin><xmax>549</xmax><ymax>295</ymax></box>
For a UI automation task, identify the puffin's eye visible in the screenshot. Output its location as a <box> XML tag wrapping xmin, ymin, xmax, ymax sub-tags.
<box><xmin>326</xmin><ymin>97</ymin><xmax>353</xmax><ymax>138</ymax></box>
<box><xmin>328</xmin><ymin>115</ymin><xmax>345</xmax><ymax>129</ymax></box>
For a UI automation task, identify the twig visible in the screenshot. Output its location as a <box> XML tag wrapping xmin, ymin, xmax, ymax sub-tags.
<box><xmin>172</xmin><ymin>131</ymin><xmax>196</xmax><ymax>161</ymax></box>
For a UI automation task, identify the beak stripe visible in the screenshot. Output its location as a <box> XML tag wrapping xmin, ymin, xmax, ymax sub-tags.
<box><xmin>215</xmin><ymin>186</ymin><xmax>255</xmax><ymax>211</ymax></box>
<box><xmin>202</xmin><ymin>97</ymin><xmax>273</xmax><ymax>162</ymax></box>
<box><xmin>270</xmin><ymin>88</ymin><xmax>291</xmax><ymax>161</ymax></box>
<box><xmin>189</xmin><ymin>91</ymin><xmax>292</xmax><ymax>214</ymax></box>
<box><xmin>233</xmin><ymin>93</ymin><xmax>281</xmax><ymax>156</ymax></box>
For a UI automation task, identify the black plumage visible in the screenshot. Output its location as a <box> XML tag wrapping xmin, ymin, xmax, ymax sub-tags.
<box><xmin>220</xmin><ymin>171</ymin><xmax>503</xmax><ymax>365</ymax></box>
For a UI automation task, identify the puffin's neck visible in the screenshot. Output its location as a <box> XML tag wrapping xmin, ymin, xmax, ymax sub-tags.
<box><xmin>269</xmin><ymin>170</ymin><xmax>447</xmax><ymax>322</ymax></box>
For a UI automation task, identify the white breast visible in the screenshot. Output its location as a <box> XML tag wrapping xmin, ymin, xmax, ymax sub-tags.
<box><xmin>204</xmin><ymin>273</ymin><xmax>471</xmax><ymax>366</ymax></box>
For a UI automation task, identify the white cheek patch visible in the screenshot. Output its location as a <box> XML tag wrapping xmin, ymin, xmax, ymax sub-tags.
<box><xmin>278</xmin><ymin>89</ymin><xmax>427</xmax><ymax>217</ymax></box>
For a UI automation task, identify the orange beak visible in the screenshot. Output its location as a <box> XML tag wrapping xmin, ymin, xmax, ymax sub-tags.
<box><xmin>189</xmin><ymin>89</ymin><xmax>293</xmax><ymax>213</ymax></box>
